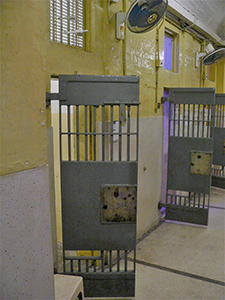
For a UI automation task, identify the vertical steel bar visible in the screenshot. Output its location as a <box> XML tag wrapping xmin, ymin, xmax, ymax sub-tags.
<box><xmin>68</xmin><ymin>105</ymin><xmax>71</xmax><ymax>161</ymax></box>
<box><xmin>127</xmin><ymin>105</ymin><xmax>131</xmax><ymax>161</ymax></box>
<box><xmin>202</xmin><ymin>194</ymin><xmax>205</xmax><ymax>208</ymax></box>
<box><xmin>188</xmin><ymin>192</ymin><xmax>191</xmax><ymax>206</ymax></box>
<box><xmin>109</xmin><ymin>250</ymin><xmax>112</xmax><ymax>272</ymax></box>
<box><xmin>85</xmin><ymin>105</ymin><xmax>88</xmax><ymax>161</ymax></box>
<box><xmin>86</xmin><ymin>260</ymin><xmax>89</xmax><ymax>272</ymax></box>
<box><xmin>110</xmin><ymin>105</ymin><xmax>114</xmax><ymax>161</ymax></box>
<box><xmin>179</xmin><ymin>195</ymin><xmax>181</xmax><ymax>205</ymax></box>
<box><xmin>117</xmin><ymin>250</ymin><xmax>120</xmax><ymax>272</ymax></box>
<box><xmin>70</xmin><ymin>259</ymin><xmax>73</xmax><ymax>272</ymax></box>
<box><xmin>76</xmin><ymin>105</ymin><xmax>80</xmax><ymax>161</ymax></box>
<box><xmin>222</xmin><ymin>105</ymin><xmax>224</xmax><ymax>127</ymax></box>
<box><xmin>93</xmin><ymin>106</ymin><xmax>97</xmax><ymax>161</ymax></box>
<box><xmin>119</xmin><ymin>106</ymin><xmax>122</xmax><ymax>161</ymax></box>
<box><xmin>187</xmin><ymin>104</ymin><xmax>190</xmax><ymax>137</ymax></box>
<box><xmin>101</xmin><ymin>250</ymin><xmax>104</xmax><ymax>272</ymax></box>
<box><xmin>207</xmin><ymin>194</ymin><xmax>210</xmax><ymax>208</ymax></box>
<box><xmin>178</xmin><ymin>104</ymin><xmax>181</xmax><ymax>137</ymax></box>
<box><xmin>102</xmin><ymin>105</ymin><xmax>105</xmax><ymax>161</ymax></box>
<box><xmin>125</xmin><ymin>250</ymin><xmax>128</xmax><ymax>272</ymax></box>
<box><xmin>173</xmin><ymin>104</ymin><xmax>176</xmax><ymax>136</ymax></box>
<box><xmin>197</xmin><ymin>104</ymin><xmax>200</xmax><ymax>138</ymax></box>
<box><xmin>182</xmin><ymin>105</ymin><xmax>185</xmax><ymax>137</ymax></box>
<box><xmin>94</xmin><ymin>260</ymin><xmax>97</xmax><ymax>272</ymax></box>
<box><xmin>192</xmin><ymin>104</ymin><xmax>195</xmax><ymax>137</ymax></box>
<box><xmin>89</xmin><ymin>106</ymin><xmax>93</xmax><ymax>161</ymax></box>
<box><xmin>207</xmin><ymin>105</ymin><xmax>210</xmax><ymax>138</ymax></box>
<box><xmin>211</xmin><ymin>103</ymin><xmax>215</xmax><ymax>139</ymax></box>
<box><xmin>136</xmin><ymin>105</ymin><xmax>139</xmax><ymax>161</ymax></box>
<box><xmin>198</xmin><ymin>193</ymin><xmax>201</xmax><ymax>208</ymax></box>
<box><xmin>78</xmin><ymin>259</ymin><xmax>81</xmax><ymax>272</ymax></box>
<box><xmin>215</xmin><ymin>105</ymin><xmax>217</xmax><ymax>127</ymax></box>
<box><xmin>170</xmin><ymin>193</ymin><xmax>173</xmax><ymax>204</ymax></box>
<box><xmin>202</xmin><ymin>105</ymin><xmax>205</xmax><ymax>138</ymax></box>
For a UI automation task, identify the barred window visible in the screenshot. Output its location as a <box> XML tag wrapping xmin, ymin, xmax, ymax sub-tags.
<box><xmin>50</xmin><ymin>0</ymin><xmax>84</xmax><ymax>48</ymax></box>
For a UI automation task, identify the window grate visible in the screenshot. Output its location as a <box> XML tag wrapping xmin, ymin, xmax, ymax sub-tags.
<box><xmin>50</xmin><ymin>0</ymin><xmax>84</xmax><ymax>48</ymax></box>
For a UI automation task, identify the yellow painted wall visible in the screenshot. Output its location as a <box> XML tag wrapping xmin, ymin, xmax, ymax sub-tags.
<box><xmin>216</xmin><ymin>57</ymin><xmax>225</xmax><ymax>93</ymax></box>
<box><xmin>1</xmin><ymin>0</ymin><xmax>224</xmax><ymax>176</ymax></box>
<box><xmin>1</xmin><ymin>0</ymin><xmax>47</xmax><ymax>175</ymax></box>
<box><xmin>46</xmin><ymin>0</ymin><xmax>224</xmax><ymax>117</ymax></box>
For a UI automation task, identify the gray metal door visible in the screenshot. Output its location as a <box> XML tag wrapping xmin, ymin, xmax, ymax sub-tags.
<box><xmin>212</xmin><ymin>93</ymin><xmax>225</xmax><ymax>189</ymax></box>
<box><xmin>48</xmin><ymin>75</ymin><xmax>139</xmax><ymax>297</ymax></box>
<box><xmin>161</xmin><ymin>88</ymin><xmax>215</xmax><ymax>225</ymax></box>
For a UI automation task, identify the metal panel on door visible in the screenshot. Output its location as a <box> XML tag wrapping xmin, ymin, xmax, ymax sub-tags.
<box><xmin>161</xmin><ymin>88</ymin><xmax>215</xmax><ymax>225</ymax></box>
<box><xmin>48</xmin><ymin>75</ymin><xmax>139</xmax><ymax>297</ymax></box>
<box><xmin>212</xmin><ymin>94</ymin><xmax>225</xmax><ymax>189</ymax></box>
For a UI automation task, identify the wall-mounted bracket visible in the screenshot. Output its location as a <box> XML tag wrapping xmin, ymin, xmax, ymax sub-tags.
<box><xmin>195</xmin><ymin>52</ymin><xmax>206</xmax><ymax>67</ymax></box>
<box><xmin>116</xmin><ymin>12</ymin><xmax>126</xmax><ymax>40</ymax></box>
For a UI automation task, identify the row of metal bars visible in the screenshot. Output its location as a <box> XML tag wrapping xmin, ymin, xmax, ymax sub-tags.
<box><xmin>64</xmin><ymin>250</ymin><xmax>135</xmax><ymax>274</ymax></box>
<box><xmin>213</xmin><ymin>103</ymin><xmax>225</xmax><ymax>178</ymax></box>
<box><xmin>166</xmin><ymin>190</ymin><xmax>209</xmax><ymax>208</ymax></box>
<box><xmin>168</xmin><ymin>103</ymin><xmax>213</xmax><ymax>138</ymax></box>
<box><xmin>59</xmin><ymin>104</ymin><xmax>139</xmax><ymax>162</ymax></box>
<box><xmin>215</xmin><ymin>104</ymin><xmax>225</xmax><ymax>128</ymax></box>
<box><xmin>212</xmin><ymin>167</ymin><xmax>224</xmax><ymax>177</ymax></box>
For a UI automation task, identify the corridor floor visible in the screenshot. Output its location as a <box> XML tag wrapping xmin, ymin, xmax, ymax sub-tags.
<box><xmin>87</xmin><ymin>187</ymin><xmax>225</xmax><ymax>300</ymax></box>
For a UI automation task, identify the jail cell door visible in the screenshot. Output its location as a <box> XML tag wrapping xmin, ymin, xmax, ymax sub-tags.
<box><xmin>161</xmin><ymin>88</ymin><xmax>215</xmax><ymax>225</ymax></box>
<box><xmin>212</xmin><ymin>94</ymin><xmax>225</xmax><ymax>189</ymax></box>
<box><xmin>48</xmin><ymin>75</ymin><xmax>139</xmax><ymax>297</ymax></box>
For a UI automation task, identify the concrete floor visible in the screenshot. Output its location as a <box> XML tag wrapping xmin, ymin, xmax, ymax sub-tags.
<box><xmin>86</xmin><ymin>187</ymin><xmax>225</xmax><ymax>300</ymax></box>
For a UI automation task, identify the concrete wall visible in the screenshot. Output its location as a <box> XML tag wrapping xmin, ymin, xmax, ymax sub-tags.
<box><xmin>1</xmin><ymin>167</ymin><xmax>54</xmax><ymax>299</ymax></box>
<box><xmin>1</xmin><ymin>0</ymin><xmax>54</xmax><ymax>298</ymax></box>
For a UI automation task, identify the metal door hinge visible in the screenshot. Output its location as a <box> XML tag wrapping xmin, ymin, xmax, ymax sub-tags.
<box><xmin>161</xmin><ymin>96</ymin><xmax>170</xmax><ymax>103</ymax></box>
<box><xmin>46</xmin><ymin>92</ymin><xmax>60</xmax><ymax>106</ymax></box>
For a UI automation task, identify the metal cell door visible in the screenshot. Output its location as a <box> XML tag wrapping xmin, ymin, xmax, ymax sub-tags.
<box><xmin>212</xmin><ymin>94</ymin><xmax>225</xmax><ymax>189</ymax></box>
<box><xmin>48</xmin><ymin>75</ymin><xmax>139</xmax><ymax>297</ymax></box>
<box><xmin>161</xmin><ymin>88</ymin><xmax>215</xmax><ymax>225</ymax></box>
